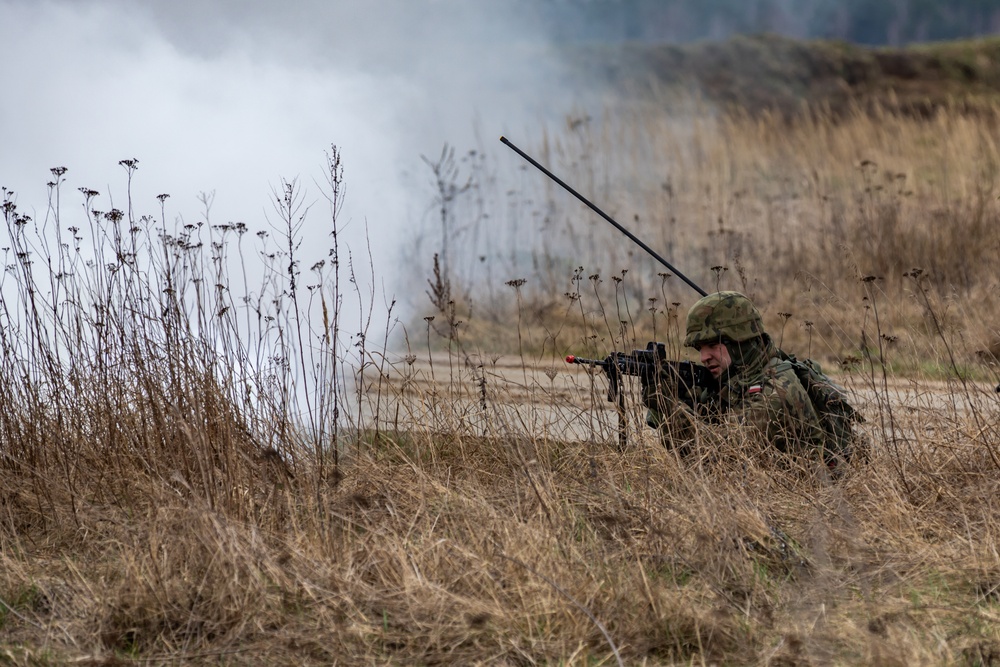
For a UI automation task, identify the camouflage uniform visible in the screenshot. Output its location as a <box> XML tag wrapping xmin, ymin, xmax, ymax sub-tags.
<box><xmin>644</xmin><ymin>292</ymin><xmax>828</xmax><ymax>458</ymax></box>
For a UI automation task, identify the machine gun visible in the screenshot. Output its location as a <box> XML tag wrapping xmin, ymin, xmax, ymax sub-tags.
<box><xmin>566</xmin><ymin>342</ymin><xmax>713</xmax><ymax>405</ymax></box>
<box><xmin>566</xmin><ymin>342</ymin><xmax>715</xmax><ymax>449</ymax></box>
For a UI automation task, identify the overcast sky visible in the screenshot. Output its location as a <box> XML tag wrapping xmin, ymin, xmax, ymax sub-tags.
<box><xmin>0</xmin><ymin>0</ymin><xmax>573</xmax><ymax>335</ymax></box>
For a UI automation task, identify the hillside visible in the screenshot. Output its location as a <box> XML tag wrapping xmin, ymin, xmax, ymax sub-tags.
<box><xmin>533</xmin><ymin>0</ymin><xmax>1000</xmax><ymax>47</ymax></box>
<box><xmin>568</xmin><ymin>34</ymin><xmax>1000</xmax><ymax>118</ymax></box>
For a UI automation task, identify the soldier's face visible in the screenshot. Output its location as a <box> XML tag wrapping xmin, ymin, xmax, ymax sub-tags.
<box><xmin>698</xmin><ymin>341</ymin><xmax>732</xmax><ymax>378</ymax></box>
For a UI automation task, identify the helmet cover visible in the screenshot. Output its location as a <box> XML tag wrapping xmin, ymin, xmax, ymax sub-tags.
<box><xmin>684</xmin><ymin>291</ymin><xmax>765</xmax><ymax>348</ymax></box>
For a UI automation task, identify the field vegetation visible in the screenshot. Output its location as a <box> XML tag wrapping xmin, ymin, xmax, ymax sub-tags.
<box><xmin>422</xmin><ymin>39</ymin><xmax>1000</xmax><ymax>376</ymax></box>
<box><xmin>3</xmin><ymin>36</ymin><xmax>1000</xmax><ymax>666</ymax></box>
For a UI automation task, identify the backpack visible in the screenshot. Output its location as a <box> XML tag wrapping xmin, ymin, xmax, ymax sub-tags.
<box><xmin>774</xmin><ymin>351</ymin><xmax>866</xmax><ymax>464</ymax></box>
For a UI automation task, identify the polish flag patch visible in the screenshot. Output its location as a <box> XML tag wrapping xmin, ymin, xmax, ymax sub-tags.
<box><xmin>747</xmin><ymin>385</ymin><xmax>762</xmax><ymax>394</ymax></box>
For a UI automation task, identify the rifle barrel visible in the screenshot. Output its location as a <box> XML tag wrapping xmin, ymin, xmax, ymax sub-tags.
<box><xmin>501</xmin><ymin>135</ymin><xmax>707</xmax><ymax>297</ymax></box>
<box><xmin>565</xmin><ymin>355</ymin><xmax>606</xmax><ymax>366</ymax></box>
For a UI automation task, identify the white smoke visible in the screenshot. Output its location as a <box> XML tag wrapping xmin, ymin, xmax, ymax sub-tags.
<box><xmin>0</xmin><ymin>0</ymin><xmax>577</xmax><ymax>342</ymax></box>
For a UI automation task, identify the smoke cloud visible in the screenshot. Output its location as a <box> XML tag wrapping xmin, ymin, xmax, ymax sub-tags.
<box><xmin>0</xmin><ymin>0</ymin><xmax>576</xmax><ymax>338</ymax></box>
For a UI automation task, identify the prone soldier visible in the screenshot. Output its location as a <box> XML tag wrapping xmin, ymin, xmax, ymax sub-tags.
<box><xmin>643</xmin><ymin>291</ymin><xmax>859</xmax><ymax>467</ymax></box>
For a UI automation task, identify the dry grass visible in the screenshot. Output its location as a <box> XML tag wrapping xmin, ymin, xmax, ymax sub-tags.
<box><xmin>3</xmin><ymin>104</ymin><xmax>1000</xmax><ymax>665</ymax></box>
<box><xmin>4</xmin><ymin>377</ymin><xmax>1000</xmax><ymax>665</ymax></box>
<box><xmin>419</xmin><ymin>97</ymin><xmax>1000</xmax><ymax>380</ymax></box>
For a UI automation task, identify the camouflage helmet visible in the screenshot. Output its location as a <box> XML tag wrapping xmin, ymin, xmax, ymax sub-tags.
<box><xmin>684</xmin><ymin>291</ymin><xmax>765</xmax><ymax>348</ymax></box>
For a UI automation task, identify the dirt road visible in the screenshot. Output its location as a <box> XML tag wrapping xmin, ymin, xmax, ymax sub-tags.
<box><xmin>354</xmin><ymin>351</ymin><xmax>999</xmax><ymax>445</ymax></box>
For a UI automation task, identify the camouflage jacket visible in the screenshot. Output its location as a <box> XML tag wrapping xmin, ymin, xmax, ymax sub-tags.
<box><xmin>644</xmin><ymin>336</ymin><xmax>827</xmax><ymax>456</ymax></box>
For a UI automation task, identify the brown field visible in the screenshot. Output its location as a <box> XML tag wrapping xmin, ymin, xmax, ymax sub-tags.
<box><xmin>420</xmin><ymin>98</ymin><xmax>1000</xmax><ymax>370</ymax></box>
<box><xmin>5</xmin><ymin>38</ymin><xmax>1000</xmax><ymax>666</ymax></box>
<box><xmin>7</xmin><ymin>341</ymin><xmax>1000</xmax><ymax>665</ymax></box>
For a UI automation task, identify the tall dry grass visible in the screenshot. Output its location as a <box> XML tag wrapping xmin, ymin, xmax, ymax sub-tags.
<box><xmin>418</xmin><ymin>99</ymin><xmax>1000</xmax><ymax>377</ymax></box>
<box><xmin>1</xmin><ymin>111</ymin><xmax>1000</xmax><ymax>666</ymax></box>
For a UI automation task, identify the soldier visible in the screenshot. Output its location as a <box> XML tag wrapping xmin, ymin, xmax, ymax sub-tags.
<box><xmin>643</xmin><ymin>291</ymin><xmax>840</xmax><ymax>464</ymax></box>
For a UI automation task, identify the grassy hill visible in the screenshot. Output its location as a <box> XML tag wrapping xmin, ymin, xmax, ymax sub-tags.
<box><xmin>567</xmin><ymin>34</ymin><xmax>1000</xmax><ymax>118</ymax></box>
